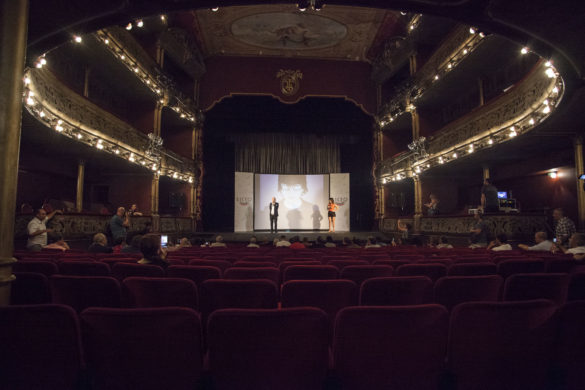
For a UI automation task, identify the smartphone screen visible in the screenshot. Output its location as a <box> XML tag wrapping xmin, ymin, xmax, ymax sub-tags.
<box><xmin>161</xmin><ymin>235</ymin><xmax>168</xmax><ymax>247</ymax></box>
<box><xmin>553</xmin><ymin>238</ymin><xmax>557</xmax><ymax>243</ymax></box>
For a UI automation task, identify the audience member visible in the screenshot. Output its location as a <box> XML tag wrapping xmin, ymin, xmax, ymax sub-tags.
<box><xmin>112</xmin><ymin>236</ymin><xmax>126</xmax><ymax>253</ymax></box>
<box><xmin>121</xmin><ymin>234</ymin><xmax>142</xmax><ymax>254</ymax></box>
<box><xmin>128</xmin><ymin>203</ymin><xmax>143</xmax><ymax>216</ymax></box>
<box><xmin>26</xmin><ymin>208</ymin><xmax>63</xmax><ymax>251</ymax></box>
<box><xmin>88</xmin><ymin>233</ymin><xmax>113</xmax><ymax>253</ymax></box>
<box><xmin>275</xmin><ymin>235</ymin><xmax>291</xmax><ymax>247</ymax></box>
<box><xmin>552</xmin><ymin>233</ymin><xmax>585</xmax><ymax>256</ymax></box>
<box><xmin>376</xmin><ymin>236</ymin><xmax>388</xmax><ymax>246</ymax></box>
<box><xmin>312</xmin><ymin>236</ymin><xmax>325</xmax><ymax>248</ymax></box>
<box><xmin>290</xmin><ymin>236</ymin><xmax>306</xmax><ymax>249</ymax></box>
<box><xmin>138</xmin><ymin>234</ymin><xmax>169</xmax><ymax>268</ymax></box>
<box><xmin>481</xmin><ymin>178</ymin><xmax>499</xmax><ymax>213</ymax></box>
<box><xmin>348</xmin><ymin>237</ymin><xmax>362</xmax><ymax>248</ymax></box>
<box><xmin>302</xmin><ymin>237</ymin><xmax>312</xmax><ymax>247</ymax></box>
<box><xmin>324</xmin><ymin>236</ymin><xmax>336</xmax><ymax>248</ymax></box>
<box><xmin>487</xmin><ymin>233</ymin><xmax>512</xmax><ymax>251</ymax></box>
<box><xmin>469</xmin><ymin>211</ymin><xmax>489</xmax><ymax>248</ymax></box>
<box><xmin>397</xmin><ymin>219</ymin><xmax>411</xmax><ymax>243</ymax></box>
<box><xmin>247</xmin><ymin>236</ymin><xmax>260</xmax><ymax>248</ymax></box>
<box><xmin>424</xmin><ymin>194</ymin><xmax>440</xmax><ymax>216</ymax></box>
<box><xmin>44</xmin><ymin>232</ymin><xmax>70</xmax><ymax>251</ymax></box>
<box><xmin>110</xmin><ymin>207</ymin><xmax>130</xmax><ymax>242</ymax></box>
<box><xmin>553</xmin><ymin>208</ymin><xmax>576</xmax><ymax>246</ymax></box>
<box><xmin>518</xmin><ymin>231</ymin><xmax>553</xmax><ymax>252</ymax></box>
<box><xmin>210</xmin><ymin>235</ymin><xmax>227</xmax><ymax>248</ymax></box>
<box><xmin>365</xmin><ymin>236</ymin><xmax>381</xmax><ymax>249</ymax></box>
<box><xmin>436</xmin><ymin>236</ymin><xmax>453</xmax><ymax>249</ymax></box>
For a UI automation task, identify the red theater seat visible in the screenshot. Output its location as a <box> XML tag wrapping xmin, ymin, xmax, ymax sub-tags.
<box><xmin>207</xmin><ymin>308</ymin><xmax>329</xmax><ymax>390</ymax></box>
<box><xmin>111</xmin><ymin>262</ymin><xmax>165</xmax><ymax>280</ymax></box>
<box><xmin>11</xmin><ymin>272</ymin><xmax>50</xmax><ymax>305</ymax></box>
<box><xmin>447</xmin><ymin>300</ymin><xmax>557</xmax><ymax>390</ymax></box>
<box><xmin>359</xmin><ymin>276</ymin><xmax>433</xmax><ymax>306</ymax></box>
<box><xmin>233</xmin><ymin>260</ymin><xmax>278</xmax><ymax>268</ymax></box>
<box><xmin>396</xmin><ymin>263</ymin><xmax>447</xmax><ymax>282</ymax></box>
<box><xmin>447</xmin><ymin>262</ymin><xmax>497</xmax><ymax>276</ymax></box>
<box><xmin>58</xmin><ymin>260</ymin><xmax>110</xmax><ymax>276</ymax></box>
<box><xmin>497</xmin><ymin>259</ymin><xmax>545</xmax><ymax>278</ymax></box>
<box><xmin>122</xmin><ymin>277</ymin><xmax>198</xmax><ymax>310</ymax></box>
<box><xmin>0</xmin><ymin>304</ymin><xmax>83</xmax><ymax>390</ymax></box>
<box><xmin>568</xmin><ymin>272</ymin><xmax>585</xmax><ymax>301</ymax></box>
<box><xmin>283</xmin><ymin>265</ymin><xmax>339</xmax><ymax>282</ymax></box>
<box><xmin>328</xmin><ymin>259</ymin><xmax>369</xmax><ymax>270</ymax></box>
<box><xmin>223</xmin><ymin>266</ymin><xmax>280</xmax><ymax>285</ymax></box>
<box><xmin>503</xmin><ymin>273</ymin><xmax>569</xmax><ymax>305</ymax></box>
<box><xmin>333</xmin><ymin>305</ymin><xmax>448</xmax><ymax>390</ymax></box>
<box><xmin>166</xmin><ymin>265</ymin><xmax>222</xmax><ymax>288</ymax></box>
<box><xmin>81</xmin><ymin>307</ymin><xmax>203</xmax><ymax>390</ymax></box>
<box><xmin>188</xmin><ymin>259</ymin><xmax>232</xmax><ymax>272</ymax></box>
<box><xmin>13</xmin><ymin>260</ymin><xmax>58</xmax><ymax>276</ymax></box>
<box><xmin>340</xmin><ymin>265</ymin><xmax>394</xmax><ymax>286</ymax></box>
<box><xmin>50</xmin><ymin>275</ymin><xmax>121</xmax><ymax>313</ymax></box>
<box><xmin>553</xmin><ymin>301</ymin><xmax>585</xmax><ymax>390</ymax></box>
<box><xmin>434</xmin><ymin>275</ymin><xmax>503</xmax><ymax>311</ymax></box>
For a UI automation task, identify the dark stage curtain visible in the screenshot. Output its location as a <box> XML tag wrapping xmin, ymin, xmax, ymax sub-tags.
<box><xmin>233</xmin><ymin>133</ymin><xmax>341</xmax><ymax>174</ymax></box>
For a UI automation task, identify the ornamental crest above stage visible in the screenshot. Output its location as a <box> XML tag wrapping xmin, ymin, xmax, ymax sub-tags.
<box><xmin>277</xmin><ymin>69</ymin><xmax>303</xmax><ymax>96</ymax></box>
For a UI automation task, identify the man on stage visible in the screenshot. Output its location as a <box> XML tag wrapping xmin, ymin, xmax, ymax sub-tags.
<box><xmin>269</xmin><ymin>197</ymin><xmax>279</xmax><ymax>234</ymax></box>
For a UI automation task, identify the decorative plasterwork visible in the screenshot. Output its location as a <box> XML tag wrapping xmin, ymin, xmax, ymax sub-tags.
<box><xmin>194</xmin><ymin>5</ymin><xmax>389</xmax><ymax>61</ymax></box>
<box><xmin>159</xmin><ymin>28</ymin><xmax>206</xmax><ymax>79</ymax></box>
<box><xmin>23</xmin><ymin>68</ymin><xmax>196</xmax><ymax>182</ymax></box>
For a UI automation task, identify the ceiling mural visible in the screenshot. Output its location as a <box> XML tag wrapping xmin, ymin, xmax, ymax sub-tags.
<box><xmin>193</xmin><ymin>5</ymin><xmax>396</xmax><ymax>61</ymax></box>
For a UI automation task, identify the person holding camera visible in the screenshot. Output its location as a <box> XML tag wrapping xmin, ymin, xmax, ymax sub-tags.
<box><xmin>110</xmin><ymin>206</ymin><xmax>130</xmax><ymax>242</ymax></box>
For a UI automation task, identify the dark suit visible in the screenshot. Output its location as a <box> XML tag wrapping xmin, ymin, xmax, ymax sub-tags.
<box><xmin>269</xmin><ymin>202</ymin><xmax>279</xmax><ymax>233</ymax></box>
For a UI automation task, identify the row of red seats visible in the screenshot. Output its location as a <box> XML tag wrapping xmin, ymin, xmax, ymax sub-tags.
<box><xmin>1</xmin><ymin>300</ymin><xmax>583</xmax><ymax>390</ymax></box>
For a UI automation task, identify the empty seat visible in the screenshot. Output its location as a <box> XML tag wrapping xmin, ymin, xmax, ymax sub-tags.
<box><xmin>11</xmin><ymin>272</ymin><xmax>50</xmax><ymax>305</ymax></box>
<box><xmin>122</xmin><ymin>277</ymin><xmax>198</xmax><ymax>310</ymax></box>
<box><xmin>448</xmin><ymin>262</ymin><xmax>497</xmax><ymax>276</ymax></box>
<box><xmin>111</xmin><ymin>262</ymin><xmax>165</xmax><ymax>280</ymax></box>
<box><xmin>434</xmin><ymin>275</ymin><xmax>503</xmax><ymax>311</ymax></box>
<box><xmin>58</xmin><ymin>260</ymin><xmax>110</xmax><ymax>276</ymax></box>
<box><xmin>360</xmin><ymin>276</ymin><xmax>433</xmax><ymax>306</ymax></box>
<box><xmin>240</xmin><ymin>255</ymin><xmax>276</xmax><ymax>263</ymax></box>
<box><xmin>373</xmin><ymin>259</ymin><xmax>409</xmax><ymax>268</ymax></box>
<box><xmin>166</xmin><ymin>265</ymin><xmax>221</xmax><ymax>288</ymax></box>
<box><xmin>447</xmin><ymin>300</ymin><xmax>557</xmax><ymax>390</ymax></box>
<box><xmin>281</xmin><ymin>279</ymin><xmax>358</xmax><ymax>323</ymax></box>
<box><xmin>208</xmin><ymin>308</ymin><xmax>329</xmax><ymax>390</ymax></box>
<box><xmin>279</xmin><ymin>260</ymin><xmax>321</xmax><ymax>274</ymax></box>
<box><xmin>233</xmin><ymin>260</ymin><xmax>278</xmax><ymax>268</ymax></box>
<box><xmin>12</xmin><ymin>260</ymin><xmax>58</xmax><ymax>276</ymax></box>
<box><xmin>328</xmin><ymin>260</ymin><xmax>369</xmax><ymax>269</ymax></box>
<box><xmin>497</xmin><ymin>259</ymin><xmax>545</xmax><ymax>278</ymax></box>
<box><xmin>552</xmin><ymin>301</ymin><xmax>585</xmax><ymax>390</ymax></box>
<box><xmin>0</xmin><ymin>304</ymin><xmax>83</xmax><ymax>390</ymax></box>
<box><xmin>81</xmin><ymin>307</ymin><xmax>203</xmax><ymax>390</ymax></box>
<box><xmin>568</xmin><ymin>272</ymin><xmax>585</xmax><ymax>301</ymax></box>
<box><xmin>188</xmin><ymin>259</ymin><xmax>232</xmax><ymax>272</ymax></box>
<box><xmin>340</xmin><ymin>265</ymin><xmax>393</xmax><ymax>286</ymax></box>
<box><xmin>200</xmin><ymin>279</ymin><xmax>278</xmax><ymax>320</ymax></box>
<box><xmin>396</xmin><ymin>263</ymin><xmax>447</xmax><ymax>282</ymax></box>
<box><xmin>50</xmin><ymin>275</ymin><xmax>121</xmax><ymax>312</ymax></box>
<box><xmin>334</xmin><ymin>305</ymin><xmax>448</xmax><ymax>390</ymax></box>
<box><xmin>283</xmin><ymin>265</ymin><xmax>339</xmax><ymax>282</ymax></box>
<box><xmin>547</xmin><ymin>259</ymin><xmax>578</xmax><ymax>273</ymax></box>
<box><xmin>503</xmin><ymin>273</ymin><xmax>569</xmax><ymax>305</ymax></box>
<box><xmin>223</xmin><ymin>267</ymin><xmax>280</xmax><ymax>285</ymax></box>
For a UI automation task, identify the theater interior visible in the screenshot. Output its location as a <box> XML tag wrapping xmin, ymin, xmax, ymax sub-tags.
<box><xmin>1</xmin><ymin>0</ymin><xmax>585</xmax><ymax>389</ymax></box>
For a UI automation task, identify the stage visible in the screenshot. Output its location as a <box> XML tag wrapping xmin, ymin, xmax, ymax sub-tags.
<box><xmin>191</xmin><ymin>231</ymin><xmax>392</xmax><ymax>243</ymax></box>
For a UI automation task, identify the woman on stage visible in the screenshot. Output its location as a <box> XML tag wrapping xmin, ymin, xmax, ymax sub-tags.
<box><xmin>327</xmin><ymin>198</ymin><xmax>339</xmax><ymax>232</ymax></box>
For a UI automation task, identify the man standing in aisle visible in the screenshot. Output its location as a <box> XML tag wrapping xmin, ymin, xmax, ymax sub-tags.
<box><xmin>553</xmin><ymin>208</ymin><xmax>576</xmax><ymax>246</ymax></box>
<box><xmin>269</xmin><ymin>197</ymin><xmax>279</xmax><ymax>234</ymax></box>
<box><xmin>27</xmin><ymin>208</ymin><xmax>63</xmax><ymax>251</ymax></box>
<box><xmin>110</xmin><ymin>206</ymin><xmax>130</xmax><ymax>242</ymax></box>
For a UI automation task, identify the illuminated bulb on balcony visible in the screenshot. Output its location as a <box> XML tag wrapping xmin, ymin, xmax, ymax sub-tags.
<box><xmin>468</xmin><ymin>145</ymin><xmax>474</xmax><ymax>153</ymax></box>
<box><xmin>146</xmin><ymin>80</ymin><xmax>150</xmax><ymax>84</ymax></box>
<box><xmin>134</xmin><ymin>67</ymin><xmax>139</xmax><ymax>73</ymax></box>
<box><xmin>40</xmin><ymin>58</ymin><xmax>47</xmax><ymax>65</ymax></box>
<box><xmin>545</xmin><ymin>61</ymin><xmax>552</xmax><ymax>67</ymax></box>
<box><xmin>410</xmin><ymin>25</ymin><xmax>415</xmax><ymax>30</ymax></box>
<box><xmin>36</xmin><ymin>63</ymin><xmax>43</xmax><ymax>68</ymax></box>
<box><xmin>469</xmin><ymin>27</ymin><xmax>476</xmax><ymax>34</ymax></box>
<box><xmin>57</xmin><ymin>119</ymin><xmax>63</xmax><ymax>125</ymax></box>
<box><xmin>382</xmin><ymin>178</ymin><xmax>387</xmax><ymax>184</ymax></box>
<box><xmin>104</xmin><ymin>39</ymin><xmax>109</xmax><ymax>44</ymax></box>
<box><xmin>152</xmin><ymin>164</ymin><xmax>157</xmax><ymax>171</ymax></box>
<box><xmin>74</xmin><ymin>36</ymin><xmax>82</xmax><ymax>43</ymax></box>
<box><xmin>160</xmin><ymin>15</ymin><xmax>166</xmax><ymax>21</ymax></box>
<box><xmin>552</xmin><ymin>86</ymin><xmax>559</xmax><ymax>94</ymax></box>
<box><xmin>521</xmin><ymin>47</ymin><xmax>529</xmax><ymax>54</ymax></box>
<box><xmin>548</xmin><ymin>171</ymin><xmax>558</xmax><ymax>179</ymax></box>
<box><xmin>439</xmin><ymin>157</ymin><xmax>444</xmax><ymax>164</ymax></box>
<box><xmin>114</xmin><ymin>149</ymin><xmax>120</xmax><ymax>154</ymax></box>
<box><xmin>434</xmin><ymin>75</ymin><xmax>439</xmax><ymax>80</ymax></box>
<box><xmin>126</xmin><ymin>23</ymin><xmax>133</xmax><ymax>30</ymax></box>
<box><xmin>141</xmin><ymin>160</ymin><xmax>146</xmax><ymax>165</ymax></box>
<box><xmin>189</xmin><ymin>177</ymin><xmax>194</xmax><ymax>183</ymax></box>
<box><xmin>479</xmin><ymin>32</ymin><xmax>485</xmax><ymax>38</ymax></box>
<box><xmin>543</xmin><ymin>99</ymin><xmax>549</xmax><ymax>105</ymax></box>
<box><xmin>26</xmin><ymin>97</ymin><xmax>35</xmax><ymax>105</ymax></box>
<box><xmin>39</xmin><ymin>111</ymin><xmax>45</xmax><ymax>118</ymax></box>
<box><xmin>415</xmin><ymin>166</ymin><xmax>421</xmax><ymax>173</ymax></box>
<box><xmin>129</xmin><ymin>153</ymin><xmax>135</xmax><ymax>162</ymax></box>
<box><xmin>463</xmin><ymin>49</ymin><xmax>468</xmax><ymax>55</ymax></box>
<box><xmin>426</xmin><ymin>164</ymin><xmax>430</xmax><ymax>168</ymax></box>
<box><xmin>120</xmin><ymin>55</ymin><xmax>125</xmax><ymax>60</ymax></box>
<box><xmin>488</xmin><ymin>138</ymin><xmax>493</xmax><ymax>145</ymax></box>
<box><xmin>545</xmin><ymin>68</ymin><xmax>556</xmax><ymax>78</ymax></box>
<box><xmin>77</xmin><ymin>133</ymin><xmax>82</xmax><ymax>139</ymax></box>
<box><xmin>96</xmin><ymin>140</ymin><xmax>104</xmax><ymax>149</ymax></box>
<box><xmin>211</xmin><ymin>7</ymin><xmax>219</xmax><ymax>11</ymax></box>
<box><xmin>452</xmin><ymin>152</ymin><xmax>458</xmax><ymax>158</ymax></box>
<box><xmin>156</xmin><ymin>89</ymin><xmax>161</xmax><ymax>94</ymax></box>
<box><xmin>543</xmin><ymin>105</ymin><xmax>551</xmax><ymax>114</ymax></box>
<box><xmin>136</xmin><ymin>19</ymin><xmax>144</xmax><ymax>27</ymax></box>
<box><xmin>173</xmin><ymin>172</ymin><xmax>178</xmax><ymax>179</ymax></box>
<box><xmin>24</xmin><ymin>77</ymin><xmax>30</xmax><ymax>85</ymax></box>
<box><xmin>509</xmin><ymin>129</ymin><xmax>517</xmax><ymax>137</ymax></box>
<box><xmin>529</xmin><ymin>118</ymin><xmax>535</xmax><ymax>125</ymax></box>
<box><xmin>447</xmin><ymin>63</ymin><xmax>452</xmax><ymax>69</ymax></box>
<box><xmin>55</xmin><ymin>124</ymin><xmax>63</xmax><ymax>132</ymax></box>
<box><xmin>180</xmin><ymin>114</ymin><xmax>186</xmax><ymax>118</ymax></box>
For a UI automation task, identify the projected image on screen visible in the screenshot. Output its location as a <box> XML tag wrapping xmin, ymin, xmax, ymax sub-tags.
<box><xmin>254</xmin><ymin>174</ymin><xmax>329</xmax><ymax>230</ymax></box>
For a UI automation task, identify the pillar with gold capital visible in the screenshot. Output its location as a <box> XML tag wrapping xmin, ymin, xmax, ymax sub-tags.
<box><xmin>151</xmin><ymin>174</ymin><xmax>160</xmax><ymax>232</ymax></box>
<box><xmin>413</xmin><ymin>176</ymin><xmax>423</xmax><ymax>233</ymax></box>
<box><xmin>76</xmin><ymin>160</ymin><xmax>85</xmax><ymax>212</ymax></box>
<box><xmin>0</xmin><ymin>0</ymin><xmax>29</xmax><ymax>305</ymax></box>
<box><xmin>482</xmin><ymin>165</ymin><xmax>490</xmax><ymax>181</ymax></box>
<box><xmin>574</xmin><ymin>136</ymin><xmax>585</xmax><ymax>230</ymax></box>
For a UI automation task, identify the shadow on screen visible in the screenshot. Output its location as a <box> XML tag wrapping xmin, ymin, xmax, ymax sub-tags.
<box><xmin>311</xmin><ymin>205</ymin><xmax>323</xmax><ymax>230</ymax></box>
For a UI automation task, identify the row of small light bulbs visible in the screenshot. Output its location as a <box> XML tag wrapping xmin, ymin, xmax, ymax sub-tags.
<box><xmin>93</xmin><ymin>30</ymin><xmax>198</xmax><ymax>123</ymax></box>
<box><xmin>23</xmin><ymin>80</ymin><xmax>195</xmax><ymax>184</ymax></box>
<box><xmin>381</xmin><ymin>60</ymin><xmax>563</xmax><ymax>184</ymax></box>
<box><xmin>379</xmin><ymin>26</ymin><xmax>486</xmax><ymax>128</ymax></box>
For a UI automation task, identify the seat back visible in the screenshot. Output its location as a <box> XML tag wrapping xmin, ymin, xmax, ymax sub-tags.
<box><xmin>283</xmin><ymin>265</ymin><xmax>339</xmax><ymax>282</ymax></box>
<box><xmin>503</xmin><ymin>273</ymin><xmax>569</xmax><ymax>305</ymax></box>
<box><xmin>340</xmin><ymin>265</ymin><xmax>393</xmax><ymax>286</ymax></box>
<box><xmin>434</xmin><ymin>275</ymin><xmax>503</xmax><ymax>311</ymax></box>
<box><xmin>50</xmin><ymin>275</ymin><xmax>121</xmax><ymax>312</ymax></box>
<box><xmin>223</xmin><ymin>267</ymin><xmax>280</xmax><ymax>286</ymax></box>
<box><xmin>166</xmin><ymin>265</ymin><xmax>221</xmax><ymax>288</ymax></box>
<box><xmin>334</xmin><ymin>305</ymin><xmax>448</xmax><ymax>390</ymax></box>
<box><xmin>59</xmin><ymin>260</ymin><xmax>110</xmax><ymax>276</ymax></box>
<box><xmin>111</xmin><ymin>262</ymin><xmax>165</xmax><ymax>280</ymax></box>
<box><xmin>448</xmin><ymin>300</ymin><xmax>557</xmax><ymax>390</ymax></box>
<box><xmin>13</xmin><ymin>260</ymin><xmax>58</xmax><ymax>276</ymax></box>
<box><xmin>497</xmin><ymin>259</ymin><xmax>545</xmax><ymax>278</ymax></box>
<box><xmin>233</xmin><ymin>260</ymin><xmax>278</xmax><ymax>268</ymax></box>
<box><xmin>447</xmin><ymin>262</ymin><xmax>497</xmax><ymax>276</ymax></box>
<box><xmin>81</xmin><ymin>307</ymin><xmax>203</xmax><ymax>390</ymax></box>
<box><xmin>122</xmin><ymin>277</ymin><xmax>198</xmax><ymax>310</ymax></box>
<box><xmin>568</xmin><ymin>272</ymin><xmax>585</xmax><ymax>301</ymax></box>
<box><xmin>396</xmin><ymin>263</ymin><xmax>447</xmax><ymax>281</ymax></box>
<box><xmin>200</xmin><ymin>279</ymin><xmax>278</xmax><ymax>319</ymax></box>
<box><xmin>360</xmin><ymin>276</ymin><xmax>433</xmax><ymax>306</ymax></box>
<box><xmin>0</xmin><ymin>304</ymin><xmax>82</xmax><ymax>390</ymax></box>
<box><xmin>553</xmin><ymin>301</ymin><xmax>585</xmax><ymax>390</ymax></box>
<box><xmin>11</xmin><ymin>272</ymin><xmax>50</xmax><ymax>305</ymax></box>
<box><xmin>327</xmin><ymin>260</ymin><xmax>369</xmax><ymax>269</ymax></box>
<box><xmin>207</xmin><ymin>308</ymin><xmax>329</xmax><ymax>390</ymax></box>
<box><xmin>188</xmin><ymin>259</ymin><xmax>232</xmax><ymax>272</ymax></box>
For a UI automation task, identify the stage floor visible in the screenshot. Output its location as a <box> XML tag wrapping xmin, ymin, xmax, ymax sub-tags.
<box><xmin>192</xmin><ymin>231</ymin><xmax>392</xmax><ymax>243</ymax></box>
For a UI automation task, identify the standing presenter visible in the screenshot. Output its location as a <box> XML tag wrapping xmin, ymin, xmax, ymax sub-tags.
<box><xmin>269</xmin><ymin>197</ymin><xmax>279</xmax><ymax>234</ymax></box>
<box><xmin>327</xmin><ymin>198</ymin><xmax>338</xmax><ymax>232</ymax></box>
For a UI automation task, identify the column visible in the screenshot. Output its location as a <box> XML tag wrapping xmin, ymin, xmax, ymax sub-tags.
<box><xmin>76</xmin><ymin>160</ymin><xmax>85</xmax><ymax>212</ymax></box>
<box><xmin>151</xmin><ymin>174</ymin><xmax>160</xmax><ymax>232</ymax></box>
<box><xmin>0</xmin><ymin>0</ymin><xmax>29</xmax><ymax>305</ymax></box>
<box><xmin>410</xmin><ymin>107</ymin><xmax>420</xmax><ymax>140</ymax></box>
<box><xmin>83</xmin><ymin>67</ymin><xmax>91</xmax><ymax>98</ymax></box>
<box><xmin>413</xmin><ymin>176</ymin><xmax>422</xmax><ymax>233</ymax></box>
<box><xmin>574</xmin><ymin>136</ymin><xmax>585</xmax><ymax>230</ymax></box>
<box><xmin>478</xmin><ymin>77</ymin><xmax>485</xmax><ymax>106</ymax></box>
<box><xmin>483</xmin><ymin>166</ymin><xmax>490</xmax><ymax>180</ymax></box>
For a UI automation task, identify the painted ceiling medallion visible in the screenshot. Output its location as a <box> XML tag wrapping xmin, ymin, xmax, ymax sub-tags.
<box><xmin>231</xmin><ymin>12</ymin><xmax>347</xmax><ymax>50</ymax></box>
<box><xmin>277</xmin><ymin>69</ymin><xmax>303</xmax><ymax>96</ymax></box>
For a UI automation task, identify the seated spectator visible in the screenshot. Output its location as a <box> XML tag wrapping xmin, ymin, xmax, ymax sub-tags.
<box><xmin>112</xmin><ymin>236</ymin><xmax>127</xmax><ymax>253</ymax></box>
<box><xmin>302</xmin><ymin>237</ymin><xmax>312</xmax><ymax>247</ymax></box>
<box><xmin>365</xmin><ymin>236</ymin><xmax>381</xmax><ymax>249</ymax></box>
<box><xmin>518</xmin><ymin>231</ymin><xmax>553</xmax><ymax>252</ymax></box>
<box><xmin>210</xmin><ymin>235</ymin><xmax>227</xmax><ymax>248</ymax></box>
<box><xmin>121</xmin><ymin>234</ymin><xmax>142</xmax><ymax>254</ymax></box>
<box><xmin>247</xmin><ymin>236</ymin><xmax>260</xmax><ymax>248</ymax></box>
<box><xmin>312</xmin><ymin>236</ymin><xmax>325</xmax><ymax>248</ymax></box>
<box><xmin>436</xmin><ymin>236</ymin><xmax>453</xmax><ymax>249</ymax></box>
<box><xmin>138</xmin><ymin>234</ymin><xmax>169</xmax><ymax>268</ymax></box>
<box><xmin>348</xmin><ymin>237</ymin><xmax>362</xmax><ymax>248</ymax></box>
<box><xmin>552</xmin><ymin>233</ymin><xmax>585</xmax><ymax>257</ymax></box>
<box><xmin>290</xmin><ymin>236</ymin><xmax>306</xmax><ymax>249</ymax></box>
<box><xmin>376</xmin><ymin>236</ymin><xmax>388</xmax><ymax>247</ymax></box>
<box><xmin>128</xmin><ymin>203</ymin><xmax>143</xmax><ymax>217</ymax></box>
<box><xmin>44</xmin><ymin>233</ymin><xmax>70</xmax><ymax>251</ymax></box>
<box><xmin>487</xmin><ymin>233</ymin><xmax>512</xmax><ymax>251</ymax></box>
<box><xmin>324</xmin><ymin>236</ymin><xmax>336</xmax><ymax>248</ymax></box>
<box><xmin>275</xmin><ymin>235</ymin><xmax>291</xmax><ymax>247</ymax></box>
<box><xmin>88</xmin><ymin>233</ymin><xmax>113</xmax><ymax>253</ymax></box>
<box><xmin>397</xmin><ymin>219</ymin><xmax>411</xmax><ymax>243</ymax></box>
<box><xmin>469</xmin><ymin>211</ymin><xmax>489</xmax><ymax>248</ymax></box>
